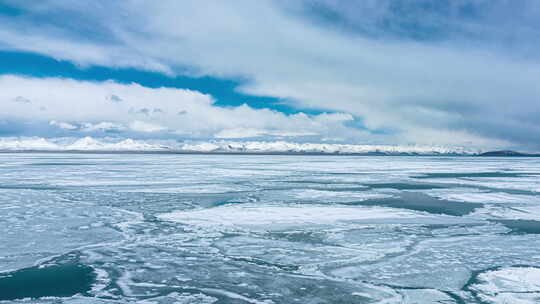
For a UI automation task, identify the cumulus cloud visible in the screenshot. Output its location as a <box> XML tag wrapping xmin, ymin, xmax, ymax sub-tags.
<box><xmin>0</xmin><ymin>75</ymin><xmax>361</xmax><ymax>141</ymax></box>
<box><xmin>0</xmin><ymin>1</ymin><xmax>538</xmax><ymax>148</ymax></box>
<box><xmin>80</xmin><ymin>122</ymin><xmax>125</xmax><ymax>132</ymax></box>
<box><xmin>214</xmin><ymin>128</ymin><xmax>317</xmax><ymax>139</ymax></box>
<box><xmin>49</xmin><ymin>120</ymin><xmax>125</xmax><ymax>132</ymax></box>
<box><xmin>108</xmin><ymin>94</ymin><xmax>123</xmax><ymax>103</ymax></box>
<box><xmin>49</xmin><ymin>120</ymin><xmax>77</xmax><ymax>130</ymax></box>
<box><xmin>13</xmin><ymin>96</ymin><xmax>31</xmax><ymax>104</ymax></box>
<box><xmin>129</xmin><ymin>121</ymin><xmax>166</xmax><ymax>133</ymax></box>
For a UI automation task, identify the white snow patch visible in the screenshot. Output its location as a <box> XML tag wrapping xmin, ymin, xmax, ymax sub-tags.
<box><xmin>201</xmin><ymin>288</ymin><xmax>274</xmax><ymax>304</ymax></box>
<box><xmin>292</xmin><ymin>189</ymin><xmax>392</xmax><ymax>201</ymax></box>
<box><xmin>90</xmin><ymin>268</ymin><xmax>111</xmax><ymax>294</ymax></box>
<box><xmin>473</xmin><ymin>205</ymin><xmax>540</xmax><ymax>221</ymax></box>
<box><xmin>424</xmin><ymin>189</ymin><xmax>538</xmax><ymax>204</ymax></box>
<box><xmin>469</xmin><ymin>267</ymin><xmax>540</xmax><ymax>304</ymax></box>
<box><xmin>0</xmin><ymin>137</ymin><xmax>167</xmax><ymax>151</ymax></box>
<box><xmin>158</xmin><ymin>204</ymin><xmax>423</xmax><ymax>231</ymax></box>
<box><xmin>137</xmin><ymin>292</ymin><xmax>218</xmax><ymax>304</ymax></box>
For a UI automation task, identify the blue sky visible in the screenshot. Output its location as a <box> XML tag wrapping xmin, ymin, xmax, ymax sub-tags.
<box><xmin>1</xmin><ymin>0</ymin><xmax>539</xmax><ymax>150</ymax></box>
<box><xmin>0</xmin><ymin>50</ymin><xmax>312</xmax><ymax>114</ymax></box>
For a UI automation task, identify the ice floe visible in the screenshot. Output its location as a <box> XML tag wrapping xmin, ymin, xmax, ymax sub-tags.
<box><xmin>157</xmin><ymin>204</ymin><xmax>425</xmax><ymax>231</ymax></box>
<box><xmin>468</xmin><ymin>267</ymin><xmax>540</xmax><ymax>304</ymax></box>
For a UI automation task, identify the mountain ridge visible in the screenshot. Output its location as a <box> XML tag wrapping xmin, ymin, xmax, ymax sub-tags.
<box><xmin>1</xmin><ymin>137</ymin><xmax>538</xmax><ymax>156</ymax></box>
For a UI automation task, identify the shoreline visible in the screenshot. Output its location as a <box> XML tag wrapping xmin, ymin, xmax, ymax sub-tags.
<box><xmin>0</xmin><ymin>149</ymin><xmax>538</xmax><ymax>157</ymax></box>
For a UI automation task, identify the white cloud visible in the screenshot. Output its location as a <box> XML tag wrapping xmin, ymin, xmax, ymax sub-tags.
<box><xmin>13</xmin><ymin>96</ymin><xmax>31</xmax><ymax>104</ymax></box>
<box><xmin>49</xmin><ymin>120</ymin><xmax>125</xmax><ymax>132</ymax></box>
<box><xmin>81</xmin><ymin>122</ymin><xmax>125</xmax><ymax>132</ymax></box>
<box><xmin>214</xmin><ymin>128</ymin><xmax>318</xmax><ymax>139</ymax></box>
<box><xmin>129</xmin><ymin>120</ymin><xmax>166</xmax><ymax>133</ymax></box>
<box><xmin>214</xmin><ymin>128</ymin><xmax>266</xmax><ymax>139</ymax></box>
<box><xmin>0</xmin><ymin>1</ymin><xmax>538</xmax><ymax>148</ymax></box>
<box><xmin>0</xmin><ymin>75</ymin><xmax>362</xmax><ymax>141</ymax></box>
<box><xmin>49</xmin><ymin>120</ymin><xmax>77</xmax><ymax>130</ymax></box>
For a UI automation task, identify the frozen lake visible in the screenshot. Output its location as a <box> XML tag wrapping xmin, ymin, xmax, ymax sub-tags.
<box><xmin>0</xmin><ymin>154</ymin><xmax>539</xmax><ymax>303</ymax></box>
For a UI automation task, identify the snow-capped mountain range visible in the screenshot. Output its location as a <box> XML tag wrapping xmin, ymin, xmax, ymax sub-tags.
<box><xmin>0</xmin><ymin>136</ymin><xmax>480</xmax><ymax>155</ymax></box>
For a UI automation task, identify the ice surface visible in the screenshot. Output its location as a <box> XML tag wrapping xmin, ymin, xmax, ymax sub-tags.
<box><xmin>468</xmin><ymin>267</ymin><xmax>540</xmax><ymax>303</ymax></box>
<box><xmin>423</xmin><ymin>188</ymin><xmax>538</xmax><ymax>204</ymax></box>
<box><xmin>290</xmin><ymin>188</ymin><xmax>392</xmax><ymax>201</ymax></box>
<box><xmin>157</xmin><ymin>204</ymin><xmax>425</xmax><ymax>231</ymax></box>
<box><xmin>0</xmin><ymin>153</ymin><xmax>539</xmax><ymax>303</ymax></box>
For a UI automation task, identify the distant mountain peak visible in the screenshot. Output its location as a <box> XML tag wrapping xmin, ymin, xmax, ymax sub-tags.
<box><xmin>0</xmin><ymin>137</ymin><xmax>479</xmax><ymax>155</ymax></box>
<box><xmin>479</xmin><ymin>150</ymin><xmax>540</xmax><ymax>157</ymax></box>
